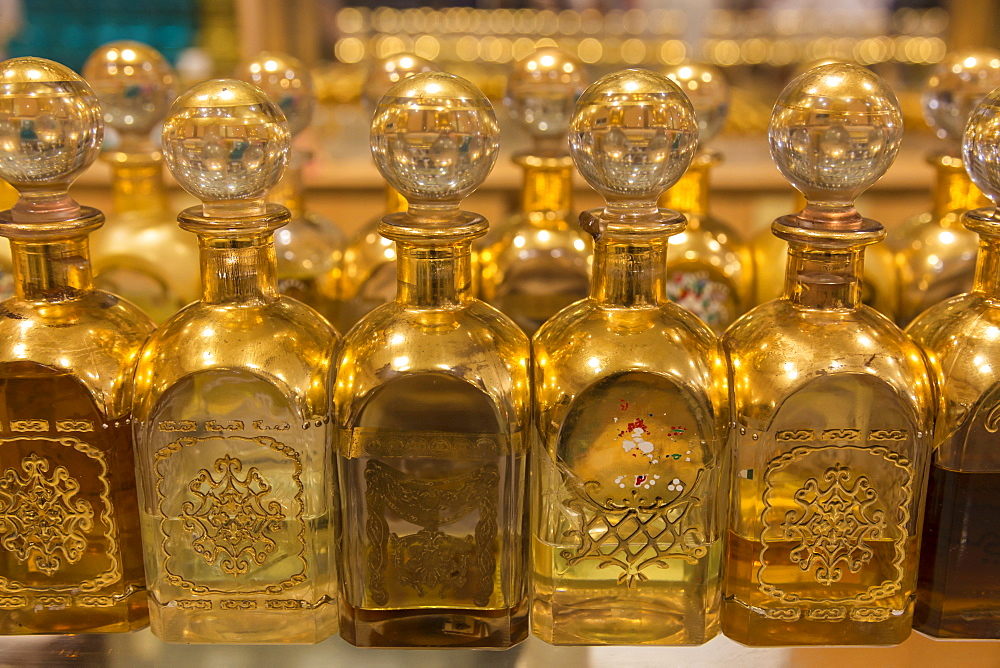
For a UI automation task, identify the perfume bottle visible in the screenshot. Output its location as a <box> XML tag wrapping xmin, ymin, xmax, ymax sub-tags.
<box><xmin>335</xmin><ymin>72</ymin><xmax>530</xmax><ymax>648</ymax></box>
<box><xmin>722</xmin><ymin>64</ymin><xmax>935</xmax><ymax>645</ymax></box>
<box><xmin>750</xmin><ymin>60</ymin><xmax>900</xmax><ymax>319</ymax></box>
<box><xmin>339</xmin><ymin>53</ymin><xmax>437</xmax><ymax>332</ymax></box>
<box><xmin>236</xmin><ymin>51</ymin><xmax>345</xmax><ymax>325</ymax></box>
<box><xmin>132</xmin><ymin>80</ymin><xmax>338</xmax><ymax>643</ymax></box>
<box><xmin>908</xmin><ymin>89</ymin><xmax>1000</xmax><ymax>638</ymax></box>
<box><xmin>477</xmin><ymin>47</ymin><xmax>591</xmax><ymax>334</ymax></box>
<box><xmin>83</xmin><ymin>41</ymin><xmax>200</xmax><ymax>323</ymax></box>
<box><xmin>894</xmin><ymin>50</ymin><xmax>998</xmax><ymax>325</ymax></box>
<box><xmin>658</xmin><ymin>62</ymin><xmax>750</xmax><ymax>333</ymax></box>
<box><xmin>532</xmin><ymin>69</ymin><xmax>727</xmax><ymax>646</ymax></box>
<box><xmin>0</xmin><ymin>57</ymin><xmax>154</xmax><ymax>633</ymax></box>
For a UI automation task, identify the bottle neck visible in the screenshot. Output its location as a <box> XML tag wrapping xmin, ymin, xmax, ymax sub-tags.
<box><xmin>592</xmin><ymin>235</ymin><xmax>669</xmax><ymax>308</ymax></box>
<box><xmin>931</xmin><ymin>154</ymin><xmax>988</xmax><ymax>221</ymax></box>
<box><xmin>199</xmin><ymin>232</ymin><xmax>279</xmax><ymax>305</ymax></box>
<box><xmin>395</xmin><ymin>240</ymin><xmax>473</xmax><ymax>307</ymax></box>
<box><xmin>385</xmin><ymin>186</ymin><xmax>408</xmax><ymax>215</ymax></box>
<box><xmin>516</xmin><ymin>155</ymin><xmax>573</xmax><ymax>222</ymax></box>
<box><xmin>11</xmin><ymin>235</ymin><xmax>93</xmax><ymax>301</ymax></box>
<box><xmin>658</xmin><ymin>153</ymin><xmax>713</xmax><ymax>217</ymax></box>
<box><xmin>267</xmin><ymin>164</ymin><xmax>305</xmax><ymax>219</ymax></box>
<box><xmin>782</xmin><ymin>244</ymin><xmax>864</xmax><ymax>310</ymax></box>
<box><xmin>108</xmin><ymin>156</ymin><xmax>169</xmax><ymax>216</ymax></box>
<box><xmin>973</xmin><ymin>236</ymin><xmax>1000</xmax><ymax>300</ymax></box>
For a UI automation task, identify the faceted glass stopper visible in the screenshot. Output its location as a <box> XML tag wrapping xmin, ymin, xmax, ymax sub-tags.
<box><xmin>370</xmin><ymin>71</ymin><xmax>499</xmax><ymax>207</ymax></box>
<box><xmin>362</xmin><ymin>53</ymin><xmax>436</xmax><ymax>113</ymax></box>
<box><xmin>0</xmin><ymin>57</ymin><xmax>103</xmax><ymax>194</ymax></box>
<box><xmin>964</xmin><ymin>87</ymin><xmax>1000</xmax><ymax>206</ymax></box>
<box><xmin>664</xmin><ymin>62</ymin><xmax>729</xmax><ymax>145</ymax></box>
<box><xmin>569</xmin><ymin>69</ymin><xmax>698</xmax><ymax>204</ymax></box>
<box><xmin>506</xmin><ymin>47</ymin><xmax>586</xmax><ymax>145</ymax></box>
<box><xmin>236</xmin><ymin>52</ymin><xmax>314</xmax><ymax>138</ymax></box>
<box><xmin>924</xmin><ymin>50</ymin><xmax>1000</xmax><ymax>146</ymax></box>
<box><xmin>82</xmin><ymin>41</ymin><xmax>175</xmax><ymax>146</ymax></box>
<box><xmin>770</xmin><ymin>63</ymin><xmax>902</xmax><ymax>207</ymax></box>
<box><xmin>161</xmin><ymin>79</ymin><xmax>289</xmax><ymax>215</ymax></box>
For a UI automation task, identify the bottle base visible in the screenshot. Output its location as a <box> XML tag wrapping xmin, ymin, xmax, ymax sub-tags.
<box><xmin>339</xmin><ymin>600</ymin><xmax>528</xmax><ymax>648</ymax></box>
<box><xmin>149</xmin><ymin>600</ymin><xmax>337</xmax><ymax>644</ymax></box>
<box><xmin>0</xmin><ymin>589</ymin><xmax>148</xmax><ymax>634</ymax></box>
<box><xmin>532</xmin><ymin>595</ymin><xmax>716</xmax><ymax>645</ymax></box>
<box><xmin>914</xmin><ymin>602</ymin><xmax>1000</xmax><ymax>639</ymax></box>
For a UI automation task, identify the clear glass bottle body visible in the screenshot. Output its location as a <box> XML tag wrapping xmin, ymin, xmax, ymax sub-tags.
<box><xmin>0</xmin><ymin>222</ymin><xmax>154</xmax><ymax>633</ymax></box>
<box><xmin>722</xmin><ymin>241</ymin><xmax>935</xmax><ymax>646</ymax></box>
<box><xmin>532</xmin><ymin>233</ymin><xmax>728</xmax><ymax>645</ymax></box>
<box><xmin>479</xmin><ymin>156</ymin><xmax>592</xmax><ymax>335</ymax></box>
<box><xmin>132</xmin><ymin>228</ymin><xmax>338</xmax><ymax>644</ymax></box>
<box><xmin>907</xmin><ymin>234</ymin><xmax>1000</xmax><ymax>638</ymax></box>
<box><xmin>337</xmin><ymin>187</ymin><xmax>406</xmax><ymax>333</ymax></box>
<box><xmin>894</xmin><ymin>156</ymin><xmax>987</xmax><ymax>325</ymax></box>
<box><xmin>335</xmin><ymin>236</ymin><xmax>531</xmax><ymax>648</ymax></box>
<box><xmin>91</xmin><ymin>156</ymin><xmax>200</xmax><ymax>323</ymax></box>
<box><xmin>659</xmin><ymin>154</ymin><xmax>752</xmax><ymax>333</ymax></box>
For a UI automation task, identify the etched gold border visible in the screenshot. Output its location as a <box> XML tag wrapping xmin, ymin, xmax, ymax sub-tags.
<box><xmin>0</xmin><ymin>436</ymin><xmax>120</xmax><ymax>593</ymax></box>
<box><xmin>758</xmin><ymin>443</ymin><xmax>912</xmax><ymax>604</ymax></box>
<box><xmin>154</xmin><ymin>435</ymin><xmax>307</xmax><ymax>595</ymax></box>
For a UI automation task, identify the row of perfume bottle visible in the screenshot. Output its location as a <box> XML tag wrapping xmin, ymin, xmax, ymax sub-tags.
<box><xmin>0</xmin><ymin>52</ymin><xmax>996</xmax><ymax>649</ymax></box>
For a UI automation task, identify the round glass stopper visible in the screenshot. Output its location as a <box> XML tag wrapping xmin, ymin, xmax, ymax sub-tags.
<box><xmin>569</xmin><ymin>69</ymin><xmax>698</xmax><ymax>204</ymax></box>
<box><xmin>924</xmin><ymin>49</ymin><xmax>1000</xmax><ymax>146</ymax></box>
<box><xmin>506</xmin><ymin>47</ymin><xmax>586</xmax><ymax>144</ymax></box>
<box><xmin>769</xmin><ymin>63</ymin><xmax>902</xmax><ymax>207</ymax></box>
<box><xmin>161</xmin><ymin>79</ymin><xmax>289</xmax><ymax>208</ymax></box>
<box><xmin>82</xmin><ymin>41</ymin><xmax>175</xmax><ymax>143</ymax></box>
<box><xmin>664</xmin><ymin>62</ymin><xmax>729</xmax><ymax>144</ymax></box>
<box><xmin>363</xmin><ymin>53</ymin><xmax>436</xmax><ymax>113</ymax></box>
<box><xmin>0</xmin><ymin>57</ymin><xmax>103</xmax><ymax>193</ymax></box>
<box><xmin>370</xmin><ymin>71</ymin><xmax>498</xmax><ymax>206</ymax></box>
<box><xmin>964</xmin><ymin>87</ymin><xmax>1000</xmax><ymax>205</ymax></box>
<box><xmin>236</xmin><ymin>52</ymin><xmax>314</xmax><ymax>138</ymax></box>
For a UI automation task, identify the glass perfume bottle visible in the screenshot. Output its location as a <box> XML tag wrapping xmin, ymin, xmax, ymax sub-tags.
<box><xmin>237</xmin><ymin>51</ymin><xmax>345</xmax><ymax>325</ymax></box>
<box><xmin>83</xmin><ymin>41</ymin><xmax>201</xmax><ymax>324</ymax></box>
<box><xmin>532</xmin><ymin>69</ymin><xmax>727</xmax><ymax>646</ymax></box>
<box><xmin>335</xmin><ymin>72</ymin><xmax>530</xmax><ymax>648</ymax></box>
<box><xmin>894</xmin><ymin>50</ymin><xmax>999</xmax><ymax>325</ymax></box>
<box><xmin>477</xmin><ymin>47</ymin><xmax>591</xmax><ymax>335</ymax></box>
<box><xmin>339</xmin><ymin>53</ymin><xmax>437</xmax><ymax>332</ymax></box>
<box><xmin>750</xmin><ymin>60</ymin><xmax>900</xmax><ymax>319</ymax></box>
<box><xmin>658</xmin><ymin>62</ymin><xmax>751</xmax><ymax>333</ymax></box>
<box><xmin>132</xmin><ymin>80</ymin><xmax>338</xmax><ymax>643</ymax></box>
<box><xmin>0</xmin><ymin>57</ymin><xmax>154</xmax><ymax>633</ymax></box>
<box><xmin>722</xmin><ymin>64</ymin><xmax>935</xmax><ymax>646</ymax></box>
<box><xmin>908</xmin><ymin>89</ymin><xmax>1000</xmax><ymax>638</ymax></box>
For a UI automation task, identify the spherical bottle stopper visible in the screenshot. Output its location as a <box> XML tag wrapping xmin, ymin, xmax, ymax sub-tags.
<box><xmin>161</xmin><ymin>79</ymin><xmax>290</xmax><ymax>219</ymax></box>
<box><xmin>663</xmin><ymin>62</ymin><xmax>729</xmax><ymax>146</ymax></box>
<box><xmin>963</xmin><ymin>88</ymin><xmax>1000</xmax><ymax>226</ymax></box>
<box><xmin>235</xmin><ymin>52</ymin><xmax>314</xmax><ymax>138</ymax></box>
<box><xmin>0</xmin><ymin>57</ymin><xmax>104</xmax><ymax>224</ymax></box>
<box><xmin>363</xmin><ymin>53</ymin><xmax>437</xmax><ymax>113</ymax></box>
<box><xmin>506</xmin><ymin>47</ymin><xmax>586</xmax><ymax>156</ymax></box>
<box><xmin>770</xmin><ymin>63</ymin><xmax>902</xmax><ymax>216</ymax></box>
<box><xmin>924</xmin><ymin>50</ymin><xmax>1000</xmax><ymax>149</ymax></box>
<box><xmin>370</xmin><ymin>71</ymin><xmax>499</xmax><ymax>220</ymax></box>
<box><xmin>82</xmin><ymin>41</ymin><xmax>176</xmax><ymax>155</ymax></box>
<box><xmin>570</xmin><ymin>69</ymin><xmax>698</xmax><ymax>221</ymax></box>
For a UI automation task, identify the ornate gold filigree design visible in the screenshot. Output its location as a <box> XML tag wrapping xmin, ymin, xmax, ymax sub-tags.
<box><xmin>781</xmin><ymin>463</ymin><xmax>886</xmax><ymax>585</ymax></box>
<box><xmin>55</xmin><ymin>420</ymin><xmax>93</xmax><ymax>432</ymax></box>
<box><xmin>759</xmin><ymin>444</ymin><xmax>912</xmax><ymax>604</ymax></box>
<box><xmin>0</xmin><ymin>437</ymin><xmax>120</xmax><ymax>593</ymax></box>
<box><xmin>820</xmin><ymin>429</ymin><xmax>861</xmax><ymax>441</ymax></box>
<box><xmin>11</xmin><ymin>420</ymin><xmax>48</xmax><ymax>432</ymax></box>
<box><xmin>182</xmin><ymin>455</ymin><xmax>285</xmax><ymax>576</ymax></box>
<box><xmin>984</xmin><ymin>405</ymin><xmax>1000</xmax><ymax>433</ymax></box>
<box><xmin>365</xmin><ymin>458</ymin><xmax>498</xmax><ymax>607</ymax></box>
<box><xmin>869</xmin><ymin>429</ymin><xmax>907</xmax><ymax>441</ymax></box>
<box><xmin>776</xmin><ymin>430</ymin><xmax>813</xmax><ymax>441</ymax></box>
<box><xmin>0</xmin><ymin>454</ymin><xmax>94</xmax><ymax>576</ymax></box>
<box><xmin>155</xmin><ymin>435</ymin><xmax>307</xmax><ymax>595</ymax></box>
<box><xmin>561</xmin><ymin>469</ymin><xmax>707</xmax><ymax>587</ymax></box>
